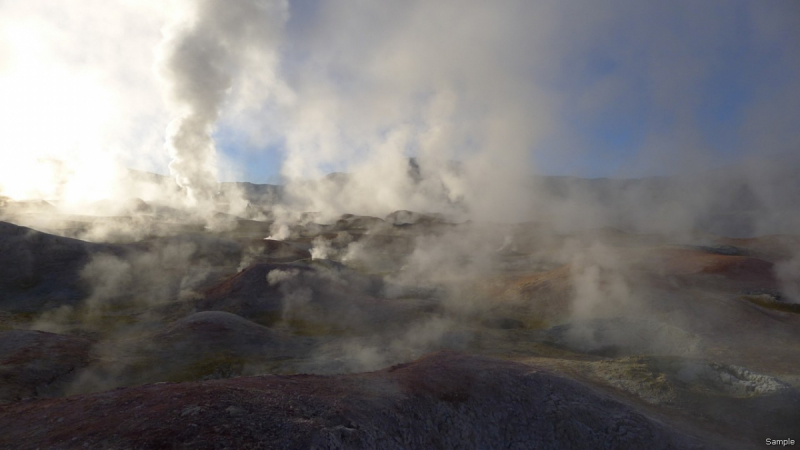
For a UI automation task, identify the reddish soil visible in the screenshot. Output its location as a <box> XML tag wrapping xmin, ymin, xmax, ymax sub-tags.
<box><xmin>644</xmin><ymin>248</ymin><xmax>777</xmax><ymax>290</ymax></box>
<box><xmin>0</xmin><ymin>351</ymin><xmax>705</xmax><ymax>450</ymax></box>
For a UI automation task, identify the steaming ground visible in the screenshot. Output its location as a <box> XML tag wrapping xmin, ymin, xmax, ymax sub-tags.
<box><xmin>1</xmin><ymin>179</ymin><xmax>800</xmax><ymax>448</ymax></box>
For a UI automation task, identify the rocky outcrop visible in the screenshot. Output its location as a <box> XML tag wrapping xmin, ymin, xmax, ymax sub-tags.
<box><xmin>590</xmin><ymin>356</ymin><xmax>800</xmax><ymax>443</ymax></box>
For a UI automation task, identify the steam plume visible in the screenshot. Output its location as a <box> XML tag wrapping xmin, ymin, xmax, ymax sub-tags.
<box><xmin>156</xmin><ymin>0</ymin><xmax>288</xmax><ymax>208</ymax></box>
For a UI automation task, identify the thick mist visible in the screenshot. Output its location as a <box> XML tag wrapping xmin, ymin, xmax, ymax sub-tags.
<box><xmin>0</xmin><ymin>1</ymin><xmax>799</xmax><ymax>423</ymax></box>
<box><xmin>156</xmin><ymin>0</ymin><xmax>289</xmax><ymax>210</ymax></box>
<box><xmin>0</xmin><ymin>0</ymin><xmax>797</xmax><ymax>230</ymax></box>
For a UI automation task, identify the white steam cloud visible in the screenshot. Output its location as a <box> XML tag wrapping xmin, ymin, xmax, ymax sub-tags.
<box><xmin>0</xmin><ymin>0</ymin><xmax>797</xmax><ymax>234</ymax></box>
<box><xmin>156</xmin><ymin>0</ymin><xmax>289</xmax><ymax>209</ymax></box>
<box><xmin>0</xmin><ymin>1</ymin><xmax>169</xmax><ymax>207</ymax></box>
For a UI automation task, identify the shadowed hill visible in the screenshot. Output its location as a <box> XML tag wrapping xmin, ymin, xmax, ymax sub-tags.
<box><xmin>0</xmin><ymin>222</ymin><xmax>122</xmax><ymax>312</ymax></box>
<box><xmin>0</xmin><ymin>330</ymin><xmax>92</xmax><ymax>402</ymax></box>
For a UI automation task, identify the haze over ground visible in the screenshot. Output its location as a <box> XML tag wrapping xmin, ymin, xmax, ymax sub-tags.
<box><xmin>1</xmin><ymin>2</ymin><xmax>800</xmax><ymax>449</ymax></box>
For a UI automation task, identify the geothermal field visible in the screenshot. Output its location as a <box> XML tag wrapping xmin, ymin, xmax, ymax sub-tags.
<box><xmin>1</xmin><ymin>168</ymin><xmax>800</xmax><ymax>449</ymax></box>
<box><xmin>2</xmin><ymin>1</ymin><xmax>800</xmax><ymax>449</ymax></box>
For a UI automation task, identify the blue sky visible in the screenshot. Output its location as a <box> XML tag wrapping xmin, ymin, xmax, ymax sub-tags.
<box><xmin>214</xmin><ymin>0</ymin><xmax>799</xmax><ymax>182</ymax></box>
<box><xmin>521</xmin><ymin>1</ymin><xmax>797</xmax><ymax>178</ymax></box>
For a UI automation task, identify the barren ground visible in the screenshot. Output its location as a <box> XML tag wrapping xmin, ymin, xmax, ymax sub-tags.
<box><xmin>1</xmin><ymin>203</ymin><xmax>799</xmax><ymax>449</ymax></box>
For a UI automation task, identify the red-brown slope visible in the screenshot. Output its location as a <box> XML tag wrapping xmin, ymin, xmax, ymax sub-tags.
<box><xmin>638</xmin><ymin>248</ymin><xmax>778</xmax><ymax>292</ymax></box>
<box><xmin>0</xmin><ymin>352</ymin><xmax>707</xmax><ymax>450</ymax></box>
<box><xmin>0</xmin><ymin>330</ymin><xmax>92</xmax><ymax>402</ymax></box>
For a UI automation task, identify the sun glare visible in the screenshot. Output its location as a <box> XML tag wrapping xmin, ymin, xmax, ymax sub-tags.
<box><xmin>0</xmin><ymin>22</ymin><xmax>118</xmax><ymax>204</ymax></box>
